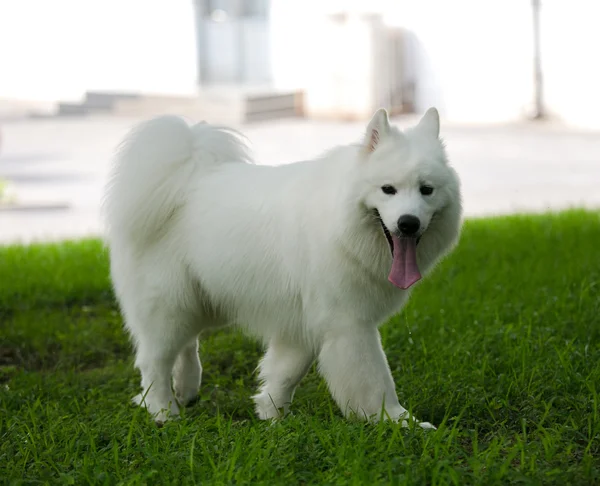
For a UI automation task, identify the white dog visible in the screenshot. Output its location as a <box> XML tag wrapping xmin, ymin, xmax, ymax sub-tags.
<box><xmin>103</xmin><ymin>108</ymin><xmax>462</xmax><ymax>427</ymax></box>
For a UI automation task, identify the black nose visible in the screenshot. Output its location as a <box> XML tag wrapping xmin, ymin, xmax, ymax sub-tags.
<box><xmin>398</xmin><ymin>215</ymin><xmax>421</xmax><ymax>235</ymax></box>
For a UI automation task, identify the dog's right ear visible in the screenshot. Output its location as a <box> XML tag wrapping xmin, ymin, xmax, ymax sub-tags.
<box><xmin>363</xmin><ymin>108</ymin><xmax>390</xmax><ymax>154</ymax></box>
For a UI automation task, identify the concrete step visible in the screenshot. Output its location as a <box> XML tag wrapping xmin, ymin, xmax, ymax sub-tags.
<box><xmin>113</xmin><ymin>97</ymin><xmax>241</xmax><ymax>124</ymax></box>
<box><xmin>246</xmin><ymin>91</ymin><xmax>304</xmax><ymax>122</ymax></box>
<box><xmin>50</xmin><ymin>88</ymin><xmax>304</xmax><ymax>123</ymax></box>
<box><xmin>84</xmin><ymin>91</ymin><xmax>140</xmax><ymax>109</ymax></box>
<box><xmin>57</xmin><ymin>102</ymin><xmax>95</xmax><ymax>116</ymax></box>
<box><xmin>57</xmin><ymin>91</ymin><xmax>142</xmax><ymax>116</ymax></box>
<box><xmin>0</xmin><ymin>99</ymin><xmax>56</xmax><ymax>120</ymax></box>
<box><xmin>112</xmin><ymin>89</ymin><xmax>304</xmax><ymax>124</ymax></box>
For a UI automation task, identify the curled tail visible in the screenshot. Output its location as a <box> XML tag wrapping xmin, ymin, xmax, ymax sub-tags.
<box><xmin>103</xmin><ymin>115</ymin><xmax>251</xmax><ymax>245</ymax></box>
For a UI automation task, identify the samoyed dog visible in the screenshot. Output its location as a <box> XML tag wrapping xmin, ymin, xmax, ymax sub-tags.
<box><xmin>103</xmin><ymin>107</ymin><xmax>462</xmax><ymax>427</ymax></box>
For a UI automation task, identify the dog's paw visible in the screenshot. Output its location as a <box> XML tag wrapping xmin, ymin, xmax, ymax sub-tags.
<box><xmin>132</xmin><ymin>393</ymin><xmax>180</xmax><ymax>424</ymax></box>
<box><xmin>253</xmin><ymin>392</ymin><xmax>287</xmax><ymax>420</ymax></box>
<box><xmin>384</xmin><ymin>408</ymin><xmax>437</xmax><ymax>430</ymax></box>
<box><xmin>174</xmin><ymin>386</ymin><xmax>200</xmax><ymax>407</ymax></box>
<box><xmin>131</xmin><ymin>393</ymin><xmax>145</xmax><ymax>407</ymax></box>
<box><xmin>397</xmin><ymin>416</ymin><xmax>437</xmax><ymax>430</ymax></box>
<box><xmin>172</xmin><ymin>372</ymin><xmax>201</xmax><ymax>407</ymax></box>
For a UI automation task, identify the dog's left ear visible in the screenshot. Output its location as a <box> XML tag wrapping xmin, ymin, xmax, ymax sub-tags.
<box><xmin>416</xmin><ymin>107</ymin><xmax>440</xmax><ymax>138</ymax></box>
<box><xmin>363</xmin><ymin>108</ymin><xmax>390</xmax><ymax>153</ymax></box>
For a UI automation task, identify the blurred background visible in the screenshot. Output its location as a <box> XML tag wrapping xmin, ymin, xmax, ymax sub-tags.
<box><xmin>1</xmin><ymin>0</ymin><xmax>599</xmax><ymax>243</ymax></box>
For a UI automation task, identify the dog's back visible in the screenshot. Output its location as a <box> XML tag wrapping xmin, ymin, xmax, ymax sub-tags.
<box><xmin>103</xmin><ymin>116</ymin><xmax>340</xmax><ymax>342</ymax></box>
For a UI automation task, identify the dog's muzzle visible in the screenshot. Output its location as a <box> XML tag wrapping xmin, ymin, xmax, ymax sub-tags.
<box><xmin>374</xmin><ymin>210</ymin><xmax>421</xmax><ymax>256</ymax></box>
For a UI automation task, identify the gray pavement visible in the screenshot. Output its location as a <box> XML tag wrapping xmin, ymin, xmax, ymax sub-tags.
<box><xmin>1</xmin><ymin>115</ymin><xmax>599</xmax><ymax>244</ymax></box>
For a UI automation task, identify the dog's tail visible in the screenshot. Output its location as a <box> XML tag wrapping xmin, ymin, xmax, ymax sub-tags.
<box><xmin>103</xmin><ymin>115</ymin><xmax>251</xmax><ymax>245</ymax></box>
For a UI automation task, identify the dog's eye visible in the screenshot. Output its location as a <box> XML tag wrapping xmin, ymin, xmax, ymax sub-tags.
<box><xmin>381</xmin><ymin>185</ymin><xmax>397</xmax><ymax>195</ymax></box>
<box><xmin>420</xmin><ymin>185</ymin><xmax>434</xmax><ymax>196</ymax></box>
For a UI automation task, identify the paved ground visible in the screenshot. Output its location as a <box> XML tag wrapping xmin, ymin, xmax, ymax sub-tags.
<box><xmin>1</xmin><ymin>115</ymin><xmax>599</xmax><ymax>244</ymax></box>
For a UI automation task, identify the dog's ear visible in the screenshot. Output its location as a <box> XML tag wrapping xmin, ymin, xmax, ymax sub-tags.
<box><xmin>416</xmin><ymin>107</ymin><xmax>440</xmax><ymax>138</ymax></box>
<box><xmin>363</xmin><ymin>108</ymin><xmax>390</xmax><ymax>153</ymax></box>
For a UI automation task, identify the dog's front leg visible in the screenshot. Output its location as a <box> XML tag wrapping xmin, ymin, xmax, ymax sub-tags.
<box><xmin>317</xmin><ymin>325</ymin><xmax>435</xmax><ymax>428</ymax></box>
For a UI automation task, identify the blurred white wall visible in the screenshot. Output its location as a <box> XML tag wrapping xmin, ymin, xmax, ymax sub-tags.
<box><xmin>269</xmin><ymin>0</ymin><xmax>533</xmax><ymax>122</ymax></box>
<box><xmin>387</xmin><ymin>0</ymin><xmax>534</xmax><ymax>123</ymax></box>
<box><xmin>541</xmin><ymin>0</ymin><xmax>600</xmax><ymax>130</ymax></box>
<box><xmin>270</xmin><ymin>0</ymin><xmax>600</xmax><ymax>128</ymax></box>
<box><xmin>0</xmin><ymin>0</ymin><xmax>198</xmax><ymax>102</ymax></box>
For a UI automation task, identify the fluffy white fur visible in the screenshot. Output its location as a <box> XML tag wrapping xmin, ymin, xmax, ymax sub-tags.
<box><xmin>103</xmin><ymin>108</ymin><xmax>462</xmax><ymax>427</ymax></box>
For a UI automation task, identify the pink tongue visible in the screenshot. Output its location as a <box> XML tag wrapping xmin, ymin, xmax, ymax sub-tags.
<box><xmin>388</xmin><ymin>236</ymin><xmax>422</xmax><ymax>289</ymax></box>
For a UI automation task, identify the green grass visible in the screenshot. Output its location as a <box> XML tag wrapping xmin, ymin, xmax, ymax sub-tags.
<box><xmin>1</xmin><ymin>209</ymin><xmax>599</xmax><ymax>485</ymax></box>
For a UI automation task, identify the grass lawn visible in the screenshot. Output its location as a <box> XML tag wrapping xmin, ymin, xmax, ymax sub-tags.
<box><xmin>1</xmin><ymin>209</ymin><xmax>599</xmax><ymax>485</ymax></box>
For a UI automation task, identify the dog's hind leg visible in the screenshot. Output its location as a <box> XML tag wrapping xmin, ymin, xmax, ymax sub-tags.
<box><xmin>253</xmin><ymin>339</ymin><xmax>314</xmax><ymax>420</ymax></box>
<box><xmin>129</xmin><ymin>305</ymin><xmax>198</xmax><ymax>423</ymax></box>
<box><xmin>172</xmin><ymin>335</ymin><xmax>202</xmax><ymax>406</ymax></box>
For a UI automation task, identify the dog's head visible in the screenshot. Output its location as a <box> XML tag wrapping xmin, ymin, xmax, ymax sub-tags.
<box><xmin>357</xmin><ymin>108</ymin><xmax>462</xmax><ymax>289</ymax></box>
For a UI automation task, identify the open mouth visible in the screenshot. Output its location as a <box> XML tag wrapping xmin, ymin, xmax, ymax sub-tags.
<box><xmin>373</xmin><ymin>209</ymin><xmax>423</xmax><ymax>290</ymax></box>
<box><xmin>373</xmin><ymin>210</ymin><xmax>421</xmax><ymax>256</ymax></box>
